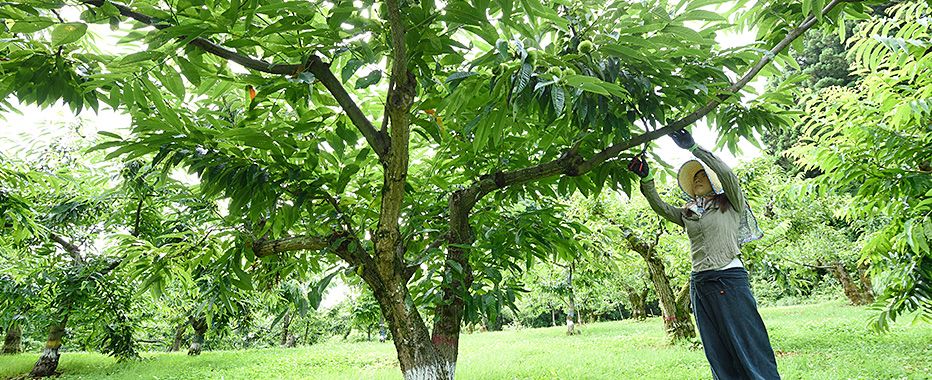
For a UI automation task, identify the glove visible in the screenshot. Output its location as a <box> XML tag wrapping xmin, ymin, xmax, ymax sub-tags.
<box><xmin>627</xmin><ymin>154</ymin><xmax>650</xmax><ymax>179</ymax></box>
<box><xmin>670</xmin><ymin>129</ymin><xmax>697</xmax><ymax>150</ymax></box>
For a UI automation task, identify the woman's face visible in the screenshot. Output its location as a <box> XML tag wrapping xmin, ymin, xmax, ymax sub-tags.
<box><xmin>693</xmin><ymin>170</ymin><xmax>712</xmax><ymax>196</ymax></box>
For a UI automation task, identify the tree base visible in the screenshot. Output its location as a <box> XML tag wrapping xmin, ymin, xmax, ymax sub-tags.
<box><xmin>28</xmin><ymin>348</ymin><xmax>62</xmax><ymax>378</ymax></box>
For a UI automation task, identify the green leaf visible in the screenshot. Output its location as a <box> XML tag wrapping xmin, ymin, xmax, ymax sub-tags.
<box><xmin>142</xmin><ymin>79</ymin><xmax>185</xmax><ymax>131</ymax></box>
<box><xmin>98</xmin><ymin>131</ymin><xmax>122</xmax><ymax>139</ymax></box>
<box><xmin>341</xmin><ymin>59</ymin><xmax>365</xmax><ymax>83</ymax></box>
<box><xmin>10</xmin><ymin>17</ymin><xmax>54</xmax><ymax>33</ymax></box>
<box><xmin>51</xmin><ymin>22</ymin><xmax>88</xmax><ymax>46</ymax></box>
<box><xmin>513</xmin><ymin>62</ymin><xmax>533</xmax><ymax>94</ymax></box>
<box><xmin>156</xmin><ymin>66</ymin><xmax>186</xmax><ymax>99</ymax></box>
<box><xmin>118</xmin><ymin>51</ymin><xmax>159</xmax><ymax>66</ymax></box>
<box><xmin>552</xmin><ymin>86</ymin><xmax>565</xmax><ymax>115</ymax></box>
<box><xmin>674</xmin><ymin>9</ymin><xmax>726</xmax><ymax>23</ymax></box>
<box><xmin>354</xmin><ymin>70</ymin><xmax>382</xmax><ymax>89</ymax></box>
<box><xmin>175</xmin><ymin>56</ymin><xmax>202</xmax><ymax>87</ymax></box>
<box><xmin>230</xmin><ymin>256</ymin><xmax>254</xmax><ymax>291</ymax></box>
<box><xmin>563</xmin><ymin>75</ymin><xmax>627</xmax><ymax>98</ymax></box>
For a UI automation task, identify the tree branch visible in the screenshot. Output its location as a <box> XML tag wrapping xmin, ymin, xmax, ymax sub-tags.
<box><xmin>309</xmin><ymin>193</ymin><xmax>357</xmax><ymax>238</ymax></box>
<box><xmin>251</xmin><ymin>234</ymin><xmax>329</xmax><ymax>258</ymax></box>
<box><xmin>306</xmin><ymin>55</ymin><xmax>390</xmax><ymax>158</ymax></box>
<box><xmin>373</xmin><ymin>0</ymin><xmax>415</xmax><ymax>277</ymax></box>
<box><xmin>468</xmin><ymin>0</ymin><xmax>851</xmax><ymax>203</ymax></box>
<box><xmin>49</xmin><ymin>233</ymin><xmax>84</xmax><ymax>266</ymax></box>
<box><xmin>132</xmin><ymin>196</ymin><xmax>145</xmax><ymax>238</ymax></box>
<box><xmin>82</xmin><ymin>0</ymin><xmax>390</xmax><ymax>159</ymax></box>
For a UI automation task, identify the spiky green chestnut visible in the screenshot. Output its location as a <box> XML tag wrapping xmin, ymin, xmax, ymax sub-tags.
<box><xmin>546</xmin><ymin>66</ymin><xmax>563</xmax><ymax>77</ymax></box>
<box><xmin>525</xmin><ymin>50</ymin><xmax>538</xmax><ymax>65</ymax></box>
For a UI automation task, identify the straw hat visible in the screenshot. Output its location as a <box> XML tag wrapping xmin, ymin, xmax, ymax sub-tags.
<box><xmin>677</xmin><ymin>160</ymin><xmax>723</xmax><ymax>198</ymax></box>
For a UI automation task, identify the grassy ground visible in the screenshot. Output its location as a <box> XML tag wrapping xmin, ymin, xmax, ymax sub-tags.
<box><xmin>2</xmin><ymin>300</ymin><xmax>930</xmax><ymax>380</ymax></box>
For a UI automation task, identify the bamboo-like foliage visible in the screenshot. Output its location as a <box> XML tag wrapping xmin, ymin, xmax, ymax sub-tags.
<box><xmin>789</xmin><ymin>1</ymin><xmax>932</xmax><ymax>331</ymax></box>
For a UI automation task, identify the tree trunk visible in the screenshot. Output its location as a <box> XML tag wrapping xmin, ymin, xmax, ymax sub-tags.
<box><xmin>378</xmin><ymin>314</ymin><xmax>387</xmax><ymax>343</ymax></box>
<box><xmin>342</xmin><ymin>324</ymin><xmax>352</xmax><ymax>340</ymax></box>
<box><xmin>280</xmin><ymin>311</ymin><xmax>296</xmax><ymax>348</ymax></box>
<box><xmin>369</xmin><ymin>276</ymin><xmax>454</xmax><ymax>380</ymax></box>
<box><xmin>169</xmin><ymin>320</ymin><xmax>187</xmax><ymax>352</ymax></box>
<box><xmin>826</xmin><ymin>260</ymin><xmax>875</xmax><ymax>305</ymax></box>
<box><xmin>2</xmin><ymin>322</ymin><xmax>23</xmax><ymax>355</ymax></box>
<box><xmin>672</xmin><ymin>280</ymin><xmax>696</xmax><ymax>339</ymax></box>
<box><xmin>565</xmin><ymin>262</ymin><xmax>578</xmax><ymax>335</ymax></box>
<box><xmin>187</xmin><ymin>317</ymin><xmax>207</xmax><ymax>356</ymax></box>
<box><xmin>858</xmin><ymin>261</ymin><xmax>875</xmax><ymax>303</ymax></box>
<box><xmin>624</xmin><ymin>285</ymin><xmax>649</xmax><ymax>321</ymax></box>
<box><xmin>29</xmin><ymin>317</ymin><xmax>68</xmax><ymax>378</ymax></box>
<box><xmin>566</xmin><ymin>294</ymin><xmax>577</xmax><ymax>335</ymax></box>
<box><xmin>625</xmin><ymin>230</ymin><xmax>696</xmax><ymax>341</ymax></box>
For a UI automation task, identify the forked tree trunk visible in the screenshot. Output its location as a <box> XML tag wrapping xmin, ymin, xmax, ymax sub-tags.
<box><xmin>29</xmin><ymin>316</ymin><xmax>69</xmax><ymax>377</ymax></box>
<box><xmin>2</xmin><ymin>322</ymin><xmax>23</xmax><ymax>355</ymax></box>
<box><xmin>825</xmin><ymin>260</ymin><xmax>875</xmax><ymax>305</ymax></box>
<box><xmin>187</xmin><ymin>317</ymin><xmax>207</xmax><ymax>356</ymax></box>
<box><xmin>369</xmin><ymin>277</ymin><xmax>453</xmax><ymax>380</ymax></box>
<box><xmin>625</xmin><ymin>230</ymin><xmax>696</xmax><ymax>341</ymax></box>
<box><xmin>624</xmin><ymin>285</ymin><xmax>649</xmax><ymax>321</ymax></box>
<box><xmin>169</xmin><ymin>320</ymin><xmax>187</xmax><ymax>352</ymax></box>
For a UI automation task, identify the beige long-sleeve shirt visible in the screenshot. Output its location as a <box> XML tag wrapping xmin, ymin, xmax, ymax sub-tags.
<box><xmin>639</xmin><ymin>147</ymin><xmax>747</xmax><ymax>272</ymax></box>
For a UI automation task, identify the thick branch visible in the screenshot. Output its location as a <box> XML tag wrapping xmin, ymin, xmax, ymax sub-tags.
<box><xmin>471</xmin><ymin>0</ymin><xmax>851</xmax><ymax>202</ymax></box>
<box><xmin>306</xmin><ymin>56</ymin><xmax>390</xmax><ymax>158</ymax></box>
<box><xmin>132</xmin><ymin>196</ymin><xmax>144</xmax><ymax>237</ymax></box>
<box><xmin>82</xmin><ymin>1</ymin><xmax>390</xmax><ymax>159</ymax></box>
<box><xmin>374</xmin><ymin>0</ymin><xmax>415</xmax><ymax>278</ymax></box>
<box><xmin>251</xmin><ymin>232</ymin><xmax>373</xmax><ymax>271</ymax></box>
<box><xmin>252</xmin><ymin>234</ymin><xmax>328</xmax><ymax>258</ymax></box>
<box><xmin>49</xmin><ymin>233</ymin><xmax>84</xmax><ymax>265</ymax></box>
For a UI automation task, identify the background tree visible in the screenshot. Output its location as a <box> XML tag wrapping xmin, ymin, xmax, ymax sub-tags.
<box><xmin>738</xmin><ymin>157</ymin><xmax>877</xmax><ymax>305</ymax></box>
<box><xmin>571</xmin><ymin>191</ymin><xmax>694</xmax><ymax>341</ymax></box>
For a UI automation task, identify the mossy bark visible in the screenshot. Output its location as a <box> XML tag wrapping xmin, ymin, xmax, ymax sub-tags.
<box><xmin>187</xmin><ymin>317</ymin><xmax>207</xmax><ymax>356</ymax></box>
<box><xmin>169</xmin><ymin>320</ymin><xmax>187</xmax><ymax>352</ymax></box>
<box><xmin>826</xmin><ymin>260</ymin><xmax>875</xmax><ymax>305</ymax></box>
<box><xmin>2</xmin><ymin>322</ymin><xmax>23</xmax><ymax>355</ymax></box>
<box><xmin>624</xmin><ymin>285</ymin><xmax>649</xmax><ymax>321</ymax></box>
<box><xmin>29</xmin><ymin>318</ymin><xmax>68</xmax><ymax>377</ymax></box>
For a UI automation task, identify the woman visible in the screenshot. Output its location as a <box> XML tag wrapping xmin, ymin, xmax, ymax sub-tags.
<box><xmin>627</xmin><ymin>129</ymin><xmax>780</xmax><ymax>380</ymax></box>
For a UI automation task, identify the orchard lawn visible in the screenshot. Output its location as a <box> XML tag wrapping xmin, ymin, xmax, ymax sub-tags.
<box><xmin>3</xmin><ymin>300</ymin><xmax>930</xmax><ymax>380</ymax></box>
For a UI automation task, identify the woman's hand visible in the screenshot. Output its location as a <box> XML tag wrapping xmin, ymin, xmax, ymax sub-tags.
<box><xmin>627</xmin><ymin>154</ymin><xmax>650</xmax><ymax>178</ymax></box>
<box><xmin>670</xmin><ymin>129</ymin><xmax>697</xmax><ymax>150</ymax></box>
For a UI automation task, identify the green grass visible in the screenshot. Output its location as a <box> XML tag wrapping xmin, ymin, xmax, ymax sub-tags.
<box><xmin>2</xmin><ymin>300</ymin><xmax>931</xmax><ymax>380</ymax></box>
